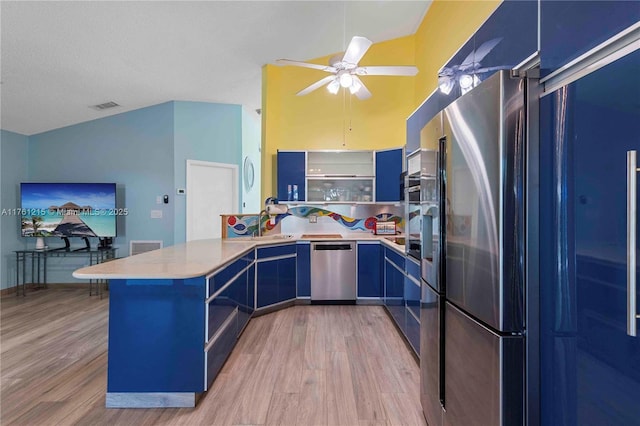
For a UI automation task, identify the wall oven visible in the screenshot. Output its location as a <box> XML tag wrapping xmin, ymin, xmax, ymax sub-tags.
<box><xmin>405</xmin><ymin>149</ymin><xmax>438</xmax><ymax>262</ymax></box>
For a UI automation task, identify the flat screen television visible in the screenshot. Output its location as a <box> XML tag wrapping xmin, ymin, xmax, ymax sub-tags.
<box><xmin>20</xmin><ymin>183</ymin><xmax>117</xmax><ymax>239</ymax></box>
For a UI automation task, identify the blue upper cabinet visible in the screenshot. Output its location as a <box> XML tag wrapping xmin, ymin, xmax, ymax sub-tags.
<box><xmin>540</xmin><ymin>0</ymin><xmax>640</xmax><ymax>75</ymax></box>
<box><xmin>277</xmin><ymin>151</ymin><xmax>305</xmax><ymax>202</ymax></box>
<box><xmin>375</xmin><ymin>149</ymin><xmax>403</xmax><ymax>202</ymax></box>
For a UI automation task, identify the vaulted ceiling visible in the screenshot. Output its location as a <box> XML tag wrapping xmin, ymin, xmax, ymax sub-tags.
<box><xmin>1</xmin><ymin>1</ymin><xmax>430</xmax><ymax>136</ymax></box>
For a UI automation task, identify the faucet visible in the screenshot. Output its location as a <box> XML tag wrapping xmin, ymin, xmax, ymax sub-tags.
<box><xmin>257</xmin><ymin>209</ymin><xmax>268</xmax><ymax>237</ymax></box>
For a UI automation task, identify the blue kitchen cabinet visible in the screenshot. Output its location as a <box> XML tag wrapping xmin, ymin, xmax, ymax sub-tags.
<box><xmin>277</xmin><ymin>151</ymin><xmax>305</xmax><ymax>202</ymax></box>
<box><xmin>404</xmin><ymin>257</ymin><xmax>421</xmax><ymax>354</ymax></box>
<box><xmin>296</xmin><ymin>242</ymin><xmax>311</xmax><ymax>298</ymax></box>
<box><xmin>256</xmin><ymin>259</ymin><xmax>279</xmax><ymax>308</ymax></box>
<box><xmin>108</xmin><ymin>277</ymin><xmax>206</xmax><ymax>394</ymax></box>
<box><xmin>540</xmin><ymin>1</ymin><xmax>639</xmax><ymax>75</ymax></box>
<box><xmin>375</xmin><ymin>148</ymin><xmax>403</xmax><ymax>202</ymax></box>
<box><xmin>384</xmin><ymin>247</ymin><xmax>405</xmax><ymax>330</ymax></box>
<box><xmin>256</xmin><ymin>244</ymin><xmax>297</xmax><ymax>309</ymax></box>
<box><xmin>539</xmin><ymin>49</ymin><xmax>640</xmax><ymax>425</ymax></box>
<box><xmin>357</xmin><ymin>242</ymin><xmax>382</xmax><ymax>298</ymax></box>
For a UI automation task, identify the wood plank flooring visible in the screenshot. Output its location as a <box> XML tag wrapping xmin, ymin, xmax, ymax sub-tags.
<box><xmin>1</xmin><ymin>289</ymin><xmax>426</xmax><ymax>426</ymax></box>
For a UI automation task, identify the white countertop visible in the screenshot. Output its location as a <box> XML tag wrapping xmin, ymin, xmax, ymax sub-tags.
<box><xmin>73</xmin><ymin>233</ymin><xmax>406</xmax><ymax>280</ymax></box>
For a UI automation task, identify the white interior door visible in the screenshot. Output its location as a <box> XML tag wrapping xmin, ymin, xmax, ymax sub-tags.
<box><xmin>186</xmin><ymin>160</ymin><xmax>238</xmax><ymax>241</ymax></box>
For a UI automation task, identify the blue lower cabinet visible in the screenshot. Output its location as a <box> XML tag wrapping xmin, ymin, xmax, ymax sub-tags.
<box><xmin>384</xmin><ymin>252</ymin><xmax>405</xmax><ymax>330</ymax></box>
<box><xmin>296</xmin><ymin>243</ymin><xmax>311</xmax><ymax>298</ymax></box>
<box><xmin>256</xmin><ymin>252</ymin><xmax>297</xmax><ymax>308</ymax></box>
<box><xmin>108</xmin><ymin>277</ymin><xmax>206</xmax><ymax>393</ymax></box>
<box><xmin>257</xmin><ymin>260</ymin><xmax>279</xmax><ymax>308</ymax></box>
<box><xmin>384</xmin><ymin>251</ymin><xmax>404</xmax><ymax>304</ymax></box>
<box><xmin>357</xmin><ymin>242</ymin><xmax>382</xmax><ymax>298</ymax></box>
<box><xmin>279</xmin><ymin>256</ymin><xmax>297</xmax><ymax>301</ymax></box>
<box><xmin>405</xmin><ymin>258</ymin><xmax>421</xmax><ymax>321</ymax></box>
<box><xmin>405</xmin><ymin>308</ymin><xmax>420</xmax><ymax>355</ymax></box>
<box><xmin>246</xmin><ymin>264</ymin><xmax>255</xmax><ymax>318</ymax></box>
<box><xmin>205</xmin><ymin>308</ymin><xmax>239</xmax><ymax>390</ymax></box>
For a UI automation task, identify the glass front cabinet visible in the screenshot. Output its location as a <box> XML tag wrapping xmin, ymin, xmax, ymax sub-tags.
<box><xmin>277</xmin><ymin>149</ymin><xmax>402</xmax><ymax>203</ymax></box>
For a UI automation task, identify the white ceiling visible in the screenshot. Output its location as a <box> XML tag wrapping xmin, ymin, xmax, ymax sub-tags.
<box><xmin>1</xmin><ymin>1</ymin><xmax>430</xmax><ymax>136</ymax></box>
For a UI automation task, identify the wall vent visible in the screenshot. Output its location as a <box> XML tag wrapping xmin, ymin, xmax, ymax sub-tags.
<box><xmin>91</xmin><ymin>101</ymin><xmax>120</xmax><ymax>110</ymax></box>
<box><xmin>129</xmin><ymin>240</ymin><xmax>163</xmax><ymax>256</ymax></box>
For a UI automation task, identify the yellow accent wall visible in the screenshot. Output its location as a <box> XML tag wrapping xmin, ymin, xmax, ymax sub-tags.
<box><xmin>262</xmin><ymin>0</ymin><xmax>501</xmax><ymax>199</ymax></box>
<box><xmin>262</xmin><ymin>36</ymin><xmax>415</xmax><ymax>198</ymax></box>
<box><xmin>413</xmin><ymin>0</ymin><xmax>501</xmax><ymax>107</ymax></box>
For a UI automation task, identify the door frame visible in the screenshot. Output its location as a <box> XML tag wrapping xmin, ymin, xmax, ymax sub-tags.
<box><xmin>186</xmin><ymin>159</ymin><xmax>239</xmax><ymax>242</ymax></box>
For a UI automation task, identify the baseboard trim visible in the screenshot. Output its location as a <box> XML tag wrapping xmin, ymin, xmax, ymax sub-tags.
<box><xmin>106</xmin><ymin>392</ymin><xmax>198</xmax><ymax>408</ymax></box>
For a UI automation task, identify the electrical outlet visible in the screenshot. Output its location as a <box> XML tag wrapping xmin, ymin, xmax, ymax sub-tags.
<box><xmin>151</xmin><ymin>210</ymin><xmax>163</xmax><ymax>219</ymax></box>
<box><xmin>309</xmin><ymin>215</ymin><xmax>317</xmax><ymax>223</ymax></box>
<box><xmin>156</xmin><ymin>196</ymin><xmax>162</xmax><ymax>204</ymax></box>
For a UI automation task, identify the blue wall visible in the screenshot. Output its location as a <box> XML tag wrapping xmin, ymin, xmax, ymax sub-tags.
<box><xmin>173</xmin><ymin>101</ymin><xmax>243</xmax><ymax>244</ymax></box>
<box><xmin>28</xmin><ymin>102</ymin><xmax>175</xmax><ymax>282</ymax></box>
<box><xmin>0</xmin><ymin>130</ymin><xmax>29</xmax><ymax>290</ymax></box>
<box><xmin>0</xmin><ymin>101</ymin><xmax>246</xmax><ymax>286</ymax></box>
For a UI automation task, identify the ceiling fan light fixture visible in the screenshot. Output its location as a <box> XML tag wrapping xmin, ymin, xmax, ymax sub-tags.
<box><xmin>339</xmin><ymin>73</ymin><xmax>353</xmax><ymax>88</ymax></box>
<box><xmin>327</xmin><ymin>79</ymin><xmax>340</xmax><ymax>95</ymax></box>
<box><xmin>349</xmin><ymin>78</ymin><xmax>362</xmax><ymax>95</ymax></box>
<box><xmin>458</xmin><ymin>74</ymin><xmax>474</xmax><ymax>90</ymax></box>
<box><xmin>439</xmin><ymin>78</ymin><xmax>454</xmax><ymax>95</ymax></box>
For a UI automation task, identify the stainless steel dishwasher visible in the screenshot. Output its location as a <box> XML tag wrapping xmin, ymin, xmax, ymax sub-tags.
<box><xmin>310</xmin><ymin>241</ymin><xmax>356</xmax><ymax>301</ymax></box>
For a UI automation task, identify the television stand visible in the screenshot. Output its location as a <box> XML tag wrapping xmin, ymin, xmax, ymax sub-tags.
<box><xmin>73</xmin><ymin>237</ymin><xmax>91</xmax><ymax>252</ymax></box>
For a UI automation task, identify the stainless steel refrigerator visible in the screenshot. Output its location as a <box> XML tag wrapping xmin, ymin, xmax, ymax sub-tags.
<box><xmin>420</xmin><ymin>70</ymin><xmax>527</xmax><ymax>426</ymax></box>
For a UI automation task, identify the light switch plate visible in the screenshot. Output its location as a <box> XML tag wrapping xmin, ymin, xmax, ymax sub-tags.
<box><xmin>309</xmin><ymin>215</ymin><xmax>317</xmax><ymax>223</ymax></box>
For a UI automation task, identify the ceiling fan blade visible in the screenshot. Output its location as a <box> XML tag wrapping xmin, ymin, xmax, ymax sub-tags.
<box><xmin>438</xmin><ymin>66</ymin><xmax>455</xmax><ymax>77</ymax></box>
<box><xmin>296</xmin><ymin>76</ymin><xmax>336</xmax><ymax>96</ymax></box>
<box><xmin>474</xmin><ymin>65</ymin><xmax>510</xmax><ymax>74</ymax></box>
<box><xmin>342</xmin><ymin>36</ymin><xmax>373</xmax><ymax>65</ymax></box>
<box><xmin>275</xmin><ymin>59</ymin><xmax>336</xmax><ymax>73</ymax></box>
<box><xmin>356</xmin><ymin>66</ymin><xmax>418</xmax><ymax>76</ymax></box>
<box><xmin>352</xmin><ymin>76</ymin><xmax>372</xmax><ymax>100</ymax></box>
<box><xmin>459</xmin><ymin>38</ymin><xmax>502</xmax><ymax>70</ymax></box>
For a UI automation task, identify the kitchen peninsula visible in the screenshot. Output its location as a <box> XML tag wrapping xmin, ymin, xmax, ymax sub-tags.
<box><xmin>73</xmin><ymin>234</ymin><xmax>407</xmax><ymax>408</ymax></box>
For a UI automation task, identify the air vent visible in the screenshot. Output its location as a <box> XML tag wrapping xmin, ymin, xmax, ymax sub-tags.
<box><xmin>129</xmin><ymin>240</ymin><xmax>163</xmax><ymax>256</ymax></box>
<box><xmin>91</xmin><ymin>101</ymin><xmax>120</xmax><ymax>110</ymax></box>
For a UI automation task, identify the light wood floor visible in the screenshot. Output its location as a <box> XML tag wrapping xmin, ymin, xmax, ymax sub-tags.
<box><xmin>1</xmin><ymin>289</ymin><xmax>426</xmax><ymax>426</ymax></box>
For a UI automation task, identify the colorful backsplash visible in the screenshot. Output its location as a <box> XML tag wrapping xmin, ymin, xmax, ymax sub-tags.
<box><xmin>223</xmin><ymin>205</ymin><xmax>405</xmax><ymax>239</ymax></box>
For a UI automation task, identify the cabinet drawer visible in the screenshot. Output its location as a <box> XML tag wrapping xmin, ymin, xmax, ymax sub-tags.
<box><xmin>385</xmin><ymin>248</ymin><xmax>405</xmax><ymax>270</ymax></box>
<box><xmin>406</xmin><ymin>257</ymin><xmax>420</xmax><ymax>280</ymax></box>
<box><xmin>204</xmin><ymin>307</ymin><xmax>238</xmax><ymax>390</ymax></box>
<box><xmin>208</xmin><ymin>257</ymin><xmax>248</xmax><ymax>297</ymax></box>
<box><xmin>257</xmin><ymin>244</ymin><xmax>296</xmax><ymax>259</ymax></box>
<box><xmin>207</xmin><ymin>301</ymin><xmax>239</xmax><ymax>342</ymax></box>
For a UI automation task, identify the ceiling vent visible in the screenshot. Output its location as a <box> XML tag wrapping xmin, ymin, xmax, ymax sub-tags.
<box><xmin>91</xmin><ymin>101</ymin><xmax>120</xmax><ymax>110</ymax></box>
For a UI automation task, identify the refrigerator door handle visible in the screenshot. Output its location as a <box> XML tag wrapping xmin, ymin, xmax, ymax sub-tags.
<box><xmin>627</xmin><ymin>150</ymin><xmax>639</xmax><ymax>336</ymax></box>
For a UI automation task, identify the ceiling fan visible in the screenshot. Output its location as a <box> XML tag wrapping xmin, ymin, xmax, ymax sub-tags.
<box><xmin>275</xmin><ymin>36</ymin><xmax>418</xmax><ymax>100</ymax></box>
<box><xmin>438</xmin><ymin>38</ymin><xmax>504</xmax><ymax>95</ymax></box>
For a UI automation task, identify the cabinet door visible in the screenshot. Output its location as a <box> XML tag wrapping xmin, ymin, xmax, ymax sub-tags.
<box><xmin>278</xmin><ymin>256</ymin><xmax>297</xmax><ymax>301</ymax></box>
<box><xmin>375</xmin><ymin>148</ymin><xmax>403</xmax><ymax>202</ymax></box>
<box><xmin>384</xmin><ymin>253</ymin><xmax>405</xmax><ymax>329</ymax></box>
<box><xmin>357</xmin><ymin>243</ymin><xmax>382</xmax><ymax>298</ymax></box>
<box><xmin>256</xmin><ymin>260</ymin><xmax>279</xmax><ymax>308</ymax></box>
<box><xmin>277</xmin><ymin>151</ymin><xmax>305</xmax><ymax>202</ymax></box>
<box><xmin>296</xmin><ymin>243</ymin><xmax>311</xmax><ymax>298</ymax></box>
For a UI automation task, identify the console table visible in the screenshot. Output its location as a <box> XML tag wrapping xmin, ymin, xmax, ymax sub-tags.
<box><xmin>15</xmin><ymin>247</ymin><xmax>117</xmax><ymax>296</ymax></box>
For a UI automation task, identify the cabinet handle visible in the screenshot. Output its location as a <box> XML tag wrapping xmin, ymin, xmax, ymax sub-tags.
<box><xmin>628</xmin><ymin>150</ymin><xmax>639</xmax><ymax>337</ymax></box>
